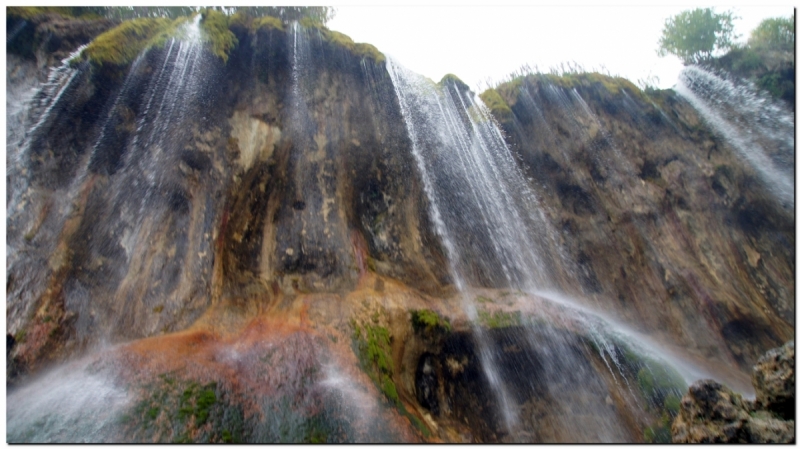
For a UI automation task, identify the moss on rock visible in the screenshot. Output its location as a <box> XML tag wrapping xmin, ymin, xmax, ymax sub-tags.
<box><xmin>200</xmin><ymin>9</ymin><xmax>238</xmax><ymax>63</ymax></box>
<box><xmin>479</xmin><ymin>88</ymin><xmax>513</xmax><ymax>119</ymax></box>
<box><xmin>439</xmin><ymin>73</ymin><xmax>470</xmax><ymax>93</ymax></box>
<box><xmin>83</xmin><ymin>17</ymin><xmax>175</xmax><ymax>67</ymax></box>
<box><xmin>411</xmin><ymin>309</ymin><xmax>451</xmax><ymax>333</ymax></box>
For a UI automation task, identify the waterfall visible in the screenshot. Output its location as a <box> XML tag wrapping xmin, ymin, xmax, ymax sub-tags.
<box><xmin>676</xmin><ymin>66</ymin><xmax>795</xmax><ymax>208</ymax></box>
<box><xmin>7</xmin><ymin>354</ymin><xmax>130</xmax><ymax>442</ymax></box>
<box><xmin>385</xmin><ymin>59</ymin><xmax>725</xmax><ymax>441</ymax></box>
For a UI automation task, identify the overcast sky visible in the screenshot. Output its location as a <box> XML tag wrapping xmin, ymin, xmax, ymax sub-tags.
<box><xmin>327</xmin><ymin>4</ymin><xmax>794</xmax><ymax>91</ymax></box>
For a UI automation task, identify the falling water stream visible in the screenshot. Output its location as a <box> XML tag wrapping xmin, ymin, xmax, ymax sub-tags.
<box><xmin>676</xmin><ymin>66</ymin><xmax>795</xmax><ymax>208</ymax></box>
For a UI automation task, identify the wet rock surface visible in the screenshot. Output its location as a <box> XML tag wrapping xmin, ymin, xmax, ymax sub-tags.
<box><xmin>753</xmin><ymin>340</ymin><xmax>795</xmax><ymax>420</ymax></box>
<box><xmin>672</xmin><ymin>342</ymin><xmax>795</xmax><ymax>443</ymax></box>
<box><xmin>490</xmin><ymin>74</ymin><xmax>794</xmax><ymax>372</ymax></box>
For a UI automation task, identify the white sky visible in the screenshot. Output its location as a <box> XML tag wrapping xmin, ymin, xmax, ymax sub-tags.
<box><xmin>327</xmin><ymin>4</ymin><xmax>795</xmax><ymax>90</ymax></box>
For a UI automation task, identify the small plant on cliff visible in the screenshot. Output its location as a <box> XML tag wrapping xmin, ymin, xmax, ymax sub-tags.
<box><xmin>350</xmin><ymin>319</ymin><xmax>430</xmax><ymax>437</ymax></box>
<box><xmin>411</xmin><ymin>309</ymin><xmax>452</xmax><ymax>334</ymax></box>
<box><xmin>200</xmin><ymin>9</ymin><xmax>238</xmax><ymax>63</ymax></box>
<box><xmin>477</xmin><ymin>309</ymin><xmax>522</xmax><ymax>329</ymax></box>
<box><xmin>84</xmin><ymin>17</ymin><xmax>176</xmax><ymax>67</ymax></box>
<box><xmin>479</xmin><ymin>89</ymin><xmax>512</xmax><ymax>120</ymax></box>
<box><xmin>123</xmin><ymin>375</ymin><xmax>243</xmax><ymax>443</ymax></box>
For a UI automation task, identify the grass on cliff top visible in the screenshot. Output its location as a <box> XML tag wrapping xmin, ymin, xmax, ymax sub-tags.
<box><xmin>439</xmin><ymin>73</ymin><xmax>471</xmax><ymax>93</ymax></box>
<box><xmin>229</xmin><ymin>12</ymin><xmax>284</xmax><ymax>32</ymax></box>
<box><xmin>480</xmin><ymin>67</ymin><xmax>647</xmax><ymax>121</ymax></box>
<box><xmin>84</xmin><ymin>9</ymin><xmax>239</xmax><ymax>68</ymax></box>
<box><xmin>200</xmin><ymin>9</ymin><xmax>238</xmax><ymax>63</ymax></box>
<box><xmin>83</xmin><ymin>16</ymin><xmax>182</xmax><ymax>67</ymax></box>
<box><xmin>300</xmin><ymin>18</ymin><xmax>385</xmax><ymax>64</ymax></box>
<box><xmin>7</xmin><ymin>7</ymin><xmax>101</xmax><ymax>20</ymax></box>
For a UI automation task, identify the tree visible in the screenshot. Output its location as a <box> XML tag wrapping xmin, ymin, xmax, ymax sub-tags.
<box><xmin>748</xmin><ymin>16</ymin><xmax>794</xmax><ymax>51</ymax></box>
<box><xmin>657</xmin><ymin>8</ymin><xmax>738</xmax><ymax>65</ymax></box>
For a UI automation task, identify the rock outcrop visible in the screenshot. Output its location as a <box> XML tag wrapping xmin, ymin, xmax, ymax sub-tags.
<box><xmin>672</xmin><ymin>341</ymin><xmax>795</xmax><ymax>443</ymax></box>
<box><xmin>753</xmin><ymin>340</ymin><xmax>795</xmax><ymax>420</ymax></box>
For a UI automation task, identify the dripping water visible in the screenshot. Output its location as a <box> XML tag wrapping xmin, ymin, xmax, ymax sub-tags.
<box><xmin>676</xmin><ymin>65</ymin><xmax>794</xmax><ymax>208</ymax></box>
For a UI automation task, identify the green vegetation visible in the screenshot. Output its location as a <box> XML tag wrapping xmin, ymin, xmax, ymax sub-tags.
<box><xmin>411</xmin><ymin>309</ymin><xmax>452</xmax><ymax>333</ymax></box>
<box><xmin>200</xmin><ymin>9</ymin><xmax>238</xmax><ymax>63</ymax></box>
<box><xmin>353</xmin><ymin>322</ymin><xmax>394</xmax><ymax>380</ymax></box>
<box><xmin>83</xmin><ymin>17</ymin><xmax>177</xmax><ymax>67</ymax></box>
<box><xmin>479</xmin><ymin>89</ymin><xmax>512</xmax><ymax>119</ymax></box>
<box><xmin>299</xmin><ymin>20</ymin><xmax>385</xmax><ymax>64</ymax></box>
<box><xmin>351</xmin><ymin>318</ymin><xmax>431</xmax><ymax>438</ymax></box>
<box><xmin>14</xmin><ymin>329</ymin><xmax>27</xmax><ymax>344</ymax></box>
<box><xmin>7</xmin><ymin>7</ymin><xmax>82</xmax><ymax>20</ymax></box>
<box><xmin>748</xmin><ymin>16</ymin><xmax>794</xmax><ymax>51</ymax></box>
<box><xmin>477</xmin><ymin>309</ymin><xmax>522</xmax><ymax>329</ymax></box>
<box><xmin>253</xmin><ymin>15</ymin><xmax>284</xmax><ymax>31</ymax></box>
<box><xmin>326</xmin><ymin>30</ymin><xmax>385</xmax><ymax>64</ymax></box>
<box><xmin>643</xmin><ymin>412</ymin><xmax>672</xmax><ymax>443</ymax></box>
<box><xmin>657</xmin><ymin>8</ymin><xmax>737</xmax><ymax>64</ymax></box>
<box><xmin>179</xmin><ymin>381</ymin><xmax>218</xmax><ymax>426</ymax></box>
<box><xmin>636</xmin><ymin>364</ymin><xmax>686</xmax><ymax>406</ymax></box>
<box><xmin>439</xmin><ymin>73</ymin><xmax>470</xmax><ymax>92</ymax></box>
<box><xmin>123</xmin><ymin>374</ymin><xmax>244</xmax><ymax>443</ymax></box>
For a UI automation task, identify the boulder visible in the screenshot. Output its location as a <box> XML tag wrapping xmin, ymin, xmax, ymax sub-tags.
<box><xmin>671</xmin><ymin>379</ymin><xmax>752</xmax><ymax>443</ymax></box>
<box><xmin>672</xmin><ymin>342</ymin><xmax>795</xmax><ymax>443</ymax></box>
<box><xmin>753</xmin><ymin>340</ymin><xmax>795</xmax><ymax>419</ymax></box>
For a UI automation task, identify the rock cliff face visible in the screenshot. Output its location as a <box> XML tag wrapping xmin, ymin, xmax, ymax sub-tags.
<box><xmin>6</xmin><ymin>10</ymin><xmax>794</xmax><ymax>443</ymax></box>
<box><xmin>487</xmin><ymin>73</ymin><xmax>794</xmax><ymax>374</ymax></box>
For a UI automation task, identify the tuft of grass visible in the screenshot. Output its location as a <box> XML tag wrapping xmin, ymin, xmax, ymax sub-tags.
<box><xmin>83</xmin><ymin>17</ymin><xmax>176</xmax><ymax>67</ymax></box>
<box><xmin>301</xmin><ymin>21</ymin><xmax>385</xmax><ymax>64</ymax></box>
<box><xmin>178</xmin><ymin>381</ymin><xmax>217</xmax><ymax>426</ymax></box>
<box><xmin>411</xmin><ymin>309</ymin><xmax>451</xmax><ymax>333</ymax></box>
<box><xmin>253</xmin><ymin>15</ymin><xmax>283</xmax><ymax>31</ymax></box>
<box><xmin>480</xmin><ymin>88</ymin><xmax>513</xmax><ymax>120</ymax></box>
<box><xmin>477</xmin><ymin>309</ymin><xmax>522</xmax><ymax>329</ymax></box>
<box><xmin>7</xmin><ymin>7</ymin><xmax>76</xmax><ymax>19</ymax></box>
<box><xmin>439</xmin><ymin>73</ymin><xmax>470</xmax><ymax>92</ymax></box>
<box><xmin>200</xmin><ymin>9</ymin><xmax>238</xmax><ymax>63</ymax></box>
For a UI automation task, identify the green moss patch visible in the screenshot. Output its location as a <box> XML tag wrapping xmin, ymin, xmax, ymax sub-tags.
<box><xmin>479</xmin><ymin>88</ymin><xmax>513</xmax><ymax>120</ymax></box>
<box><xmin>200</xmin><ymin>9</ymin><xmax>238</xmax><ymax>63</ymax></box>
<box><xmin>301</xmin><ymin>21</ymin><xmax>385</xmax><ymax>64</ymax></box>
<box><xmin>7</xmin><ymin>7</ymin><xmax>76</xmax><ymax>20</ymax></box>
<box><xmin>122</xmin><ymin>374</ymin><xmax>245</xmax><ymax>443</ymax></box>
<box><xmin>83</xmin><ymin>17</ymin><xmax>176</xmax><ymax>68</ymax></box>
<box><xmin>411</xmin><ymin>309</ymin><xmax>452</xmax><ymax>333</ymax></box>
<box><xmin>477</xmin><ymin>309</ymin><xmax>522</xmax><ymax>329</ymax></box>
<box><xmin>439</xmin><ymin>73</ymin><xmax>470</xmax><ymax>92</ymax></box>
<box><xmin>351</xmin><ymin>319</ymin><xmax>431</xmax><ymax>438</ymax></box>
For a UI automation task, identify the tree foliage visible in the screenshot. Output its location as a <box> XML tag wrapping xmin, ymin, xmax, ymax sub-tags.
<box><xmin>748</xmin><ymin>16</ymin><xmax>794</xmax><ymax>51</ymax></box>
<box><xmin>657</xmin><ymin>8</ymin><xmax>738</xmax><ymax>64</ymax></box>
